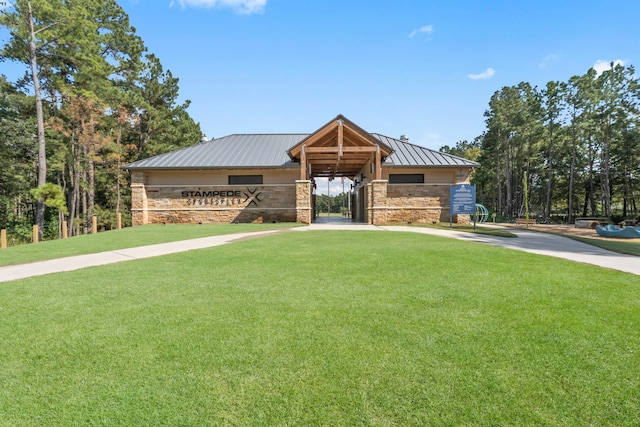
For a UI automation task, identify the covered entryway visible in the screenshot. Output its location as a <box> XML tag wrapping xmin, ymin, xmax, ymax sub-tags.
<box><xmin>288</xmin><ymin>115</ymin><xmax>393</xmax><ymax>224</ymax></box>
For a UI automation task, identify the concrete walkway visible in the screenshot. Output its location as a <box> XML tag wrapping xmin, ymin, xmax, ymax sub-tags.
<box><xmin>1</xmin><ymin>224</ymin><xmax>638</xmax><ymax>283</ymax></box>
<box><xmin>376</xmin><ymin>225</ymin><xmax>640</xmax><ymax>276</ymax></box>
<box><xmin>0</xmin><ymin>230</ymin><xmax>284</xmax><ymax>283</ymax></box>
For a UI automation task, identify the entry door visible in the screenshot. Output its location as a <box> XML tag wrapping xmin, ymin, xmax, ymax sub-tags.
<box><xmin>357</xmin><ymin>186</ymin><xmax>366</xmax><ymax>223</ymax></box>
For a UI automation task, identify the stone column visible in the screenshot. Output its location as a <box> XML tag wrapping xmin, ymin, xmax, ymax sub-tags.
<box><xmin>131</xmin><ymin>171</ymin><xmax>148</xmax><ymax>226</ymax></box>
<box><xmin>456</xmin><ymin>168</ymin><xmax>473</xmax><ymax>184</ymax></box>
<box><xmin>295</xmin><ymin>180</ymin><xmax>312</xmax><ymax>224</ymax></box>
<box><xmin>368</xmin><ymin>180</ymin><xmax>388</xmax><ymax>225</ymax></box>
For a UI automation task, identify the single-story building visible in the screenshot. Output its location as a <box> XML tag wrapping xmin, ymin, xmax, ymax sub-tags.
<box><xmin>123</xmin><ymin>115</ymin><xmax>479</xmax><ymax>225</ymax></box>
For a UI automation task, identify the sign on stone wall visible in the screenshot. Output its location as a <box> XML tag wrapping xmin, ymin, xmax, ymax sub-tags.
<box><xmin>180</xmin><ymin>188</ymin><xmax>263</xmax><ymax>207</ymax></box>
<box><xmin>136</xmin><ymin>184</ymin><xmax>298</xmax><ymax>225</ymax></box>
<box><xmin>450</xmin><ymin>184</ymin><xmax>476</xmax><ymax>228</ymax></box>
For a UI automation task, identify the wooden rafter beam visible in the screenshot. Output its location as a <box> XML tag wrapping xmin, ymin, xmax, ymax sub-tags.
<box><xmin>315</xmin><ymin>135</ymin><xmax>337</xmax><ymax>147</ymax></box>
<box><xmin>375</xmin><ymin>144</ymin><xmax>382</xmax><ymax>180</ymax></box>
<box><xmin>338</xmin><ymin>119</ymin><xmax>343</xmax><ymax>157</ymax></box>
<box><xmin>308</xmin><ymin>159</ymin><xmax>367</xmax><ymax>165</ymax></box>
<box><xmin>289</xmin><ymin>119</ymin><xmax>339</xmax><ymax>157</ymax></box>
<box><xmin>305</xmin><ymin>154</ymin><xmax>371</xmax><ymax>161</ymax></box>
<box><xmin>300</xmin><ymin>144</ymin><xmax>307</xmax><ymax>180</ymax></box>
<box><xmin>312</xmin><ymin>171</ymin><xmax>360</xmax><ymax>177</ymax></box>
<box><xmin>304</xmin><ymin>146</ymin><xmax>378</xmax><ymax>153</ymax></box>
<box><xmin>342</xmin><ymin>122</ymin><xmax>393</xmax><ymax>157</ymax></box>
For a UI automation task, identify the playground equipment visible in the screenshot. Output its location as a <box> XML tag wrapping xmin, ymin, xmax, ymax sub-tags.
<box><xmin>595</xmin><ymin>224</ymin><xmax>640</xmax><ymax>239</ymax></box>
<box><xmin>473</xmin><ymin>204</ymin><xmax>489</xmax><ymax>223</ymax></box>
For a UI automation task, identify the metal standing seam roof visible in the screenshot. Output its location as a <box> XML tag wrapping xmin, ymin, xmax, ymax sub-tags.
<box><xmin>123</xmin><ymin>133</ymin><xmax>479</xmax><ymax>169</ymax></box>
<box><xmin>123</xmin><ymin>134</ymin><xmax>307</xmax><ymax>169</ymax></box>
<box><xmin>372</xmin><ymin>134</ymin><xmax>480</xmax><ymax>168</ymax></box>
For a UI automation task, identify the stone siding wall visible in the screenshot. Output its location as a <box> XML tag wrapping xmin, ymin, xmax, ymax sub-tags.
<box><xmin>369</xmin><ymin>183</ymin><xmax>470</xmax><ymax>224</ymax></box>
<box><xmin>131</xmin><ymin>172</ymin><xmax>148</xmax><ymax>226</ymax></box>
<box><xmin>295</xmin><ymin>180</ymin><xmax>312</xmax><ymax>224</ymax></box>
<box><xmin>132</xmin><ymin>184</ymin><xmax>297</xmax><ymax>224</ymax></box>
<box><xmin>130</xmin><ymin>169</ymin><xmax>474</xmax><ymax>226</ymax></box>
<box><xmin>367</xmin><ymin>180</ymin><xmax>387</xmax><ymax>224</ymax></box>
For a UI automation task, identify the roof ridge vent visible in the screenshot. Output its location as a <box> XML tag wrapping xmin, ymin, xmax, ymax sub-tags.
<box><xmin>400</xmin><ymin>134</ymin><xmax>409</xmax><ymax>141</ymax></box>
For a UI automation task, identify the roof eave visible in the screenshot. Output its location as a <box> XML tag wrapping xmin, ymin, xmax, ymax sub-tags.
<box><xmin>122</xmin><ymin>164</ymin><xmax>300</xmax><ymax>171</ymax></box>
<box><xmin>382</xmin><ymin>163</ymin><xmax>479</xmax><ymax>168</ymax></box>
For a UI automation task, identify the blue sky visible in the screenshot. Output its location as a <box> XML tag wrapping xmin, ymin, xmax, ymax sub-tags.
<box><xmin>2</xmin><ymin>0</ymin><xmax>637</xmax><ymax>147</ymax></box>
<box><xmin>115</xmin><ymin>0</ymin><xmax>637</xmax><ymax>150</ymax></box>
<box><xmin>2</xmin><ymin>0</ymin><xmax>638</xmax><ymax>194</ymax></box>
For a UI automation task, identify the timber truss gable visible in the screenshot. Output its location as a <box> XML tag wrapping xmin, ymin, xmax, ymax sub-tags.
<box><xmin>288</xmin><ymin>115</ymin><xmax>394</xmax><ymax>180</ymax></box>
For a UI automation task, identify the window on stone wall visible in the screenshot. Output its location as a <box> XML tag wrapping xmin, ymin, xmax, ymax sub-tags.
<box><xmin>388</xmin><ymin>174</ymin><xmax>424</xmax><ymax>184</ymax></box>
<box><xmin>228</xmin><ymin>175</ymin><xmax>263</xmax><ymax>185</ymax></box>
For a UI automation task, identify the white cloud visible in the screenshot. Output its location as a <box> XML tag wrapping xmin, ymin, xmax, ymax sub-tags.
<box><xmin>467</xmin><ymin>68</ymin><xmax>495</xmax><ymax>80</ymax></box>
<box><xmin>171</xmin><ymin>0</ymin><xmax>266</xmax><ymax>14</ymax></box>
<box><xmin>409</xmin><ymin>25</ymin><xmax>434</xmax><ymax>38</ymax></box>
<box><xmin>592</xmin><ymin>59</ymin><xmax>625</xmax><ymax>75</ymax></box>
<box><xmin>539</xmin><ymin>53</ymin><xmax>558</xmax><ymax>68</ymax></box>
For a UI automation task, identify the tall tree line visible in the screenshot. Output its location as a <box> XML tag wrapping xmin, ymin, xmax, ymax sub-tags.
<box><xmin>1</xmin><ymin>0</ymin><xmax>201</xmax><ymax>242</ymax></box>
<box><xmin>444</xmin><ymin>64</ymin><xmax>640</xmax><ymax>223</ymax></box>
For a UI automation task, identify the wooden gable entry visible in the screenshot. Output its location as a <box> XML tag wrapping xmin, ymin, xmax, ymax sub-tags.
<box><xmin>288</xmin><ymin>115</ymin><xmax>393</xmax><ymax>181</ymax></box>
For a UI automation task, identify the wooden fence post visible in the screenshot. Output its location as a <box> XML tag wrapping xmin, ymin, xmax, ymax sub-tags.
<box><xmin>92</xmin><ymin>215</ymin><xmax>97</xmax><ymax>234</ymax></box>
<box><xmin>32</xmin><ymin>225</ymin><xmax>39</xmax><ymax>243</ymax></box>
<box><xmin>62</xmin><ymin>220</ymin><xmax>68</xmax><ymax>239</ymax></box>
<box><xmin>1</xmin><ymin>229</ymin><xmax>6</xmax><ymax>249</ymax></box>
<box><xmin>117</xmin><ymin>212</ymin><xmax>122</xmax><ymax>230</ymax></box>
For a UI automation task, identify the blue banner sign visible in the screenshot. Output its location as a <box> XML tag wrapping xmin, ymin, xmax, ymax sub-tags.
<box><xmin>450</xmin><ymin>184</ymin><xmax>476</xmax><ymax>215</ymax></box>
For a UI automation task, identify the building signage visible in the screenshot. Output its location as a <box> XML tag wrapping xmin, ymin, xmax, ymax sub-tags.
<box><xmin>181</xmin><ymin>190</ymin><xmax>241</xmax><ymax>198</ymax></box>
<box><xmin>181</xmin><ymin>188</ymin><xmax>263</xmax><ymax>207</ymax></box>
<box><xmin>450</xmin><ymin>184</ymin><xmax>476</xmax><ymax>228</ymax></box>
<box><xmin>450</xmin><ymin>184</ymin><xmax>476</xmax><ymax>214</ymax></box>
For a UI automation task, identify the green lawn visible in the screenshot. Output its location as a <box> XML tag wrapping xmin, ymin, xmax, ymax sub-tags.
<box><xmin>0</xmin><ymin>223</ymin><xmax>298</xmax><ymax>267</ymax></box>
<box><xmin>1</xmin><ymin>231</ymin><xmax>639</xmax><ymax>425</ymax></box>
<box><xmin>386</xmin><ymin>221</ymin><xmax>518</xmax><ymax>238</ymax></box>
<box><xmin>561</xmin><ymin>235</ymin><xmax>640</xmax><ymax>257</ymax></box>
<box><xmin>316</xmin><ymin>211</ymin><xmax>346</xmax><ymax>217</ymax></box>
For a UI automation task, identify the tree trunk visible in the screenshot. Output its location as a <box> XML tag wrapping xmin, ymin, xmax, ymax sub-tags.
<box><xmin>568</xmin><ymin>114</ymin><xmax>578</xmax><ymax>223</ymax></box>
<box><xmin>505</xmin><ymin>139</ymin><xmax>512</xmax><ymax>217</ymax></box>
<box><xmin>588</xmin><ymin>164</ymin><xmax>596</xmax><ymax>215</ymax></box>
<box><xmin>495</xmin><ymin>144</ymin><xmax>502</xmax><ymax>217</ymax></box>
<box><xmin>545</xmin><ymin>123</ymin><xmax>554</xmax><ymax>220</ymax></box>
<box><xmin>56</xmin><ymin>175</ymin><xmax>64</xmax><ymax>238</ymax></box>
<box><xmin>116</xmin><ymin>127</ymin><xmax>122</xmax><ymax>215</ymax></box>
<box><xmin>68</xmin><ymin>136</ymin><xmax>78</xmax><ymax>237</ymax></box>
<box><xmin>587</xmin><ymin>134</ymin><xmax>597</xmax><ymax>215</ymax></box>
<box><xmin>82</xmin><ymin>174</ymin><xmax>88</xmax><ymax>235</ymax></box>
<box><xmin>582</xmin><ymin>181</ymin><xmax>590</xmax><ymax>217</ymax></box>
<box><xmin>622</xmin><ymin>138</ymin><xmax>632</xmax><ymax>218</ymax></box>
<box><xmin>568</xmin><ymin>142</ymin><xmax>577</xmax><ymax>223</ymax></box>
<box><xmin>600</xmin><ymin>119</ymin><xmax>612</xmax><ymax>219</ymax></box>
<box><xmin>26</xmin><ymin>0</ymin><xmax>47</xmax><ymax>241</ymax></box>
<box><xmin>88</xmin><ymin>158</ymin><xmax>95</xmax><ymax>219</ymax></box>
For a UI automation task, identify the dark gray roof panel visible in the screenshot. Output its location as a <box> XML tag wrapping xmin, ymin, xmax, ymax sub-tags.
<box><xmin>371</xmin><ymin>134</ymin><xmax>479</xmax><ymax>168</ymax></box>
<box><xmin>124</xmin><ymin>133</ymin><xmax>479</xmax><ymax>170</ymax></box>
<box><xmin>124</xmin><ymin>134</ymin><xmax>307</xmax><ymax>169</ymax></box>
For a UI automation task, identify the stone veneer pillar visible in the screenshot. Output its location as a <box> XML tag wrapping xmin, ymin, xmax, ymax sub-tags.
<box><xmin>295</xmin><ymin>180</ymin><xmax>312</xmax><ymax>224</ymax></box>
<box><xmin>368</xmin><ymin>180</ymin><xmax>388</xmax><ymax>225</ymax></box>
<box><xmin>131</xmin><ymin>171</ymin><xmax>148</xmax><ymax>226</ymax></box>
